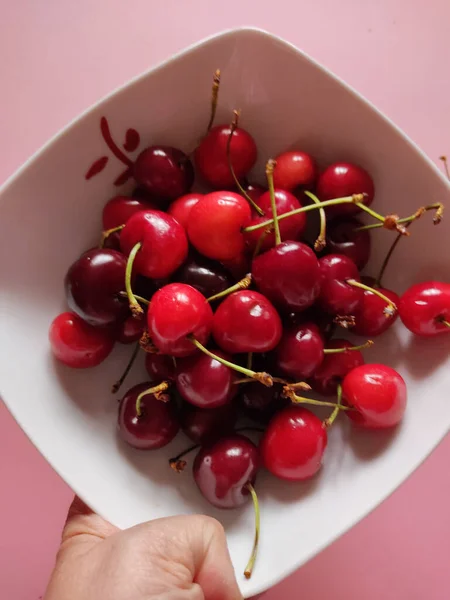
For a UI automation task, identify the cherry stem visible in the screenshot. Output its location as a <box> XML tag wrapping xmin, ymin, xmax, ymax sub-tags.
<box><xmin>266</xmin><ymin>159</ymin><xmax>281</xmax><ymax>246</ymax></box>
<box><xmin>244</xmin><ymin>483</ymin><xmax>260</xmax><ymax>580</ymax></box>
<box><xmin>206</xmin><ymin>273</ymin><xmax>252</xmax><ymax>302</ymax></box>
<box><xmin>304</xmin><ymin>191</ymin><xmax>327</xmax><ymax>251</ymax></box>
<box><xmin>125</xmin><ymin>242</ymin><xmax>144</xmax><ymax>318</ymax></box>
<box><xmin>252</xmin><ymin>226</ymin><xmax>272</xmax><ymax>258</ymax></box>
<box><xmin>243</xmin><ymin>194</ymin><xmax>366</xmax><ymax>233</ymax></box>
<box><xmin>439</xmin><ymin>156</ymin><xmax>450</xmax><ymax>181</ymax></box>
<box><xmin>206</xmin><ymin>69</ymin><xmax>221</xmax><ymax>133</ymax></box>
<box><xmin>111</xmin><ymin>343</ymin><xmax>140</xmax><ymax>394</ymax></box>
<box><xmin>323</xmin><ymin>339</ymin><xmax>373</xmax><ymax>354</ymax></box>
<box><xmin>119</xmin><ymin>291</ymin><xmax>150</xmax><ymax>306</ymax></box>
<box><xmin>346</xmin><ymin>279</ymin><xmax>397</xmax><ymax>316</ymax></box>
<box><xmin>100</xmin><ymin>224</ymin><xmax>125</xmax><ymax>248</ymax></box>
<box><xmin>375</xmin><ymin>222</ymin><xmax>413</xmax><ymax>287</ymax></box>
<box><xmin>135</xmin><ymin>381</ymin><xmax>170</xmax><ymax>416</ymax></box>
<box><xmin>233</xmin><ymin>377</ymin><xmax>311</xmax><ymax>389</ymax></box>
<box><xmin>226</xmin><ymin>110</ymin><xmax>265</xmax><ymax>216</ymax></box>
<box><xmin>437</xmin><ymin>317</ymin><xmax>450</xmax><ymax>328</ymax></box>
<box><xmin>169</xmin><ymin>443</ymin><xmax>199</xmax><ymax>473</ymax></box>
<box><xmin>324</xmin><ymin>383</ymin><xmax>343</xmax><ymax>428</ymax></box>
<box><xmin>189</xmin><ymin>337</ymin><xmax>273</xmax><ymax>387</ymax></box>
<box><xmin>355</xmin><ymin>203</ymin><xmax>444</xmax><ymax>232</ymax></box>
<box><xmin>247</xmin><ymin>352</ymin><xmax>253</xmax><ymax>370</ymax></box>
<box><xmin>284</xmin><ymin>387</ymin><xmax>352</xmax><ymax>410</ymax></box>
<box><xmin>139</xmin><ymin>331</ymin><xmax>159</xmax><ymax>353</ymax></box>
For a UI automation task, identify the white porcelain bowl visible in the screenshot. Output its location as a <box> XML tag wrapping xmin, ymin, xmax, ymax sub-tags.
<box><xmin>1</xmin><ymin>28</ymin><xmax>449</xmax><ymax>598</ymax></box>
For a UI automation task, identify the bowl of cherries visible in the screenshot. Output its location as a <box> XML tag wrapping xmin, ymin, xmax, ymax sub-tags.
<box><xmin>1</xmin><ymin>28</ymin><xmax>450</xmax><ymax>598</ymax></box>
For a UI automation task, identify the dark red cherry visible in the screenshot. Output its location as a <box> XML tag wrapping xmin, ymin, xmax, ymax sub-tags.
<box><xmin>147</xmin><ymin>283</ymin><xmax>213</xmax><ymax>357</ymax></box>
<box><xmin>172</xmin><ymin>251</ymin><xmax>232</xmax><ymax>299</ymax></box>
<box><xmin>195</xmin><ymin>125</ymin><xmax>257</xmax><ymax>189</ymax></box>
<box><xmin>326</xmin><ymin>218</ymin><xmax>371</xmax><ymax>270</ymax></box>
<box><xmin>343</xmin><ymin>364</ymin><xmax>407</xmax><ymax>429</ymax></box>
<box><xmin>193</xmin><ymin>434</ymin><xmax>259</xmax><ymax>508</ymax></box>
<box><xmin>167</xmin><ymin>193</ymin><xmax>202</xmax><ymax>229</ymax></box>
<box><xmin>261</xmin><ymin>406</ymin><xmax>327</xmax><ymax>481</ymax></box>
<box><xmin>276</xmin><ymin>322</ymin><xmax>325</xmax><ymax>379</ymax></box>
<box><xmin>180</xmin><ymin>402</ymin><xmax>237</xmax><ymax>444</ymax></box>
<box><xmin>353</xmin><ymin>286</ymin><xmax>399</xmax><ymax>337</ymax></box>
<box><xmin>133</xmin><ymin>146</ymin><xmax>194</xmax><ymax>201</ymax></box>
<box><xmin>116</xmin><ymin>313</ymin><xmax>145</xmax><ymax>344</ymax></box>
<box><xmin>49</xmin><ymin>312</ymin><xmax>115</xmax><ymax>368</ymax></box>
<box><xmin>145</xmin><ymin>353</ymin><xmax>176</xmax><ymax>382</ymax></box>
<box><xmin>243</xmin><ymin>182</ymin><xmax>266</xmax><ymax>203</ymax></box>
<box><xmin>272</xmin><ymin>150</ymin><xmax>317</xmax><ymax>190</ymax></box>
<box><xmin>318</xmin><ymin>254</ymin><xmax>363</xmax><ymax>316</ymax></box>
<box><xmin>187</xmin><ymin>192</ymin><xmax>252</xmax><ymax>261</ymax></box>
<box><xmin>245</xmin><ymin>189</ymin><xmax>306</xmax><ymax>251</ymax></box>
<box><xmin>212</xmin><ymin>290</ymin><xmax>282</xmax><ymax>354</ymax></box>
<box><xmin>398</xmin><ymin>281</ymin><xmax>450</xmax><ymax>336</ymax></box>
<box><xmin>102</xmin><ymin>230</ymin><xmax>121</xmax><ymax>251</ymax></box>
<box><xmin>133</xmin><ymin>274</ymin><xmax>169</xmax><ymax>301</ymax></box>
<box><xmin>220</xmin><ymin>251</ymin><xmax>252</xmax><ymax>281</ymax></box>
<box><xmin>238</xmin><ymin>382</ymin><xmax>288</xmax><ymax>424</ymax></box>
<box><xmin>118</xmin><ymin>382</ymin><xmax>179</xmax><ymax>449</ymax></box>
<box><xmin>284</xmin><ymin>306</ymin><xmax>335</xmax><ymax>340</ymax></box>
<box><xmin>252</xmin><ymin>241</ymin><xmax>321</xmax><ymax>313</ymax></box>
<box><xmin>310</xmin><ymin>339</ymin><xmax>365</xmax><ymax>396</ymax></box>
<box><xmin>120</xmin><ymin>210</ymin><xmax>188</xmax><ymax>279</ymax></box>
<box><xmin>102</xmin><ymin>195</ymin><xmax>156</xmax><ymax>230</ymax></box>
<box><xmin>65</xmin><ymin>248</ymin><xmax>129</xmax><ymax>327</ymax></box>
<box><xmin>317</xmin><ymin>162</ymin><xmax>375</xmax><ymax>217</ymax></box>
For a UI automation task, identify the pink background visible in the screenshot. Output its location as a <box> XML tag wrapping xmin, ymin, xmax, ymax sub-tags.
<box><xmin>1</xmin><ymin>1</ymin><xmax>449</xmax><ymax>598</ymax></box>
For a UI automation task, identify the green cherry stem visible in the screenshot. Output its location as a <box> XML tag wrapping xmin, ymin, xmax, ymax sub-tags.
<box><xmin>323</xmin><ymin>339</ymin><xmax>373</xmax><ymax>354</ymax></box>
<box><xmin>169</xmin><ymin>443</ymin><xmax>200</xmax><ymax>473</ymax></box>
<box><xmin>100</xmin><ymin>224</ymin><xmax>125</xmax><ymax>248</ymax></box>
<box><xmin>283</xmin><ymin>386</ymin><xmax>352</xmax><ymax>410</ymax></box>
<box><xmin>111</xmin><ymin>342</ymin><xmax>140</xmax><ymax>394</ymax></box>
<box><xmin>135</xmin><ymin>381</ymin><xmax>170</xmax><ymax>417</ymax></box>
<box><xmin>439</xmin><ymin>319</ymin><xmax>450</xmax><ymax>328</ymax></box>
<box><xmin>354</xmin><ymin>203</ymin><xmax>444</xmax><ymax>232</ymax></box>
<box><xmin>125</xmin><ymin>242</ymin><xmax>144</xmax><ymax>317</ymax></box>
<box><xmin>346</xmin><ymin>279</ymin><xmax>397</xmax><ymax>316</ymax></box>
<box><xmin>266</xmin><ymin>158</ymin><xmax>281</xmax><ymax>245</ymax></box>
<box><xmin>324</xmin><ymin>383</ymin><xmax>343</xmax><ymax>428</ymax></box>
<box><xmin>247</xmin><ymin>352</ymin><xmax>253</xmax><ymax>370</ymax></box>
<box><xmin>304</xmin><ymin>191</ymin><xmax>327</xmax><ymax>251</ymax></box>
<box><xmin>119</xmin><ymin>291</ymin><xmax>150</xmax><ymax>306</ymax></box>
<box><xmin>439</xmin><ymin>155</ymin><xmax>450</xmax><ymax>181</ymax></box>
<box><xmin>206</xmin><ymin>69</ymin><xmax>221</xmax><ymax>134</ymax></box>
<box><xmin>244</xmin><ymin>483</ymin><xmax>260</xmax><ymax>580</ymax></box>
<box><xmin>206</xmin><ymin>273</ymin><xmax>252</xmax><ymax>302</ymax></box>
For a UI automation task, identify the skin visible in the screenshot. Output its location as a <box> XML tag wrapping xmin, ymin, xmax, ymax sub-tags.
<box><xmin>44</xmin><ymin>496</ymin><xmax>243</xmax><ymax>600</ymax></box>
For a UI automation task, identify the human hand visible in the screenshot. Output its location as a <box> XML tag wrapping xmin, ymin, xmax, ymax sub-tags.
<box><xmin>44</xmin><ymin>496</ymin><xmax>243</xmax><ymax>600</ymax></box>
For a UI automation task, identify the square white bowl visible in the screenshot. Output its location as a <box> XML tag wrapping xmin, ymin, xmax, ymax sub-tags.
<box><xmin>1</xmin><ymin>27</ymin><xmax>449</xmax><ymax>598</ymax></box>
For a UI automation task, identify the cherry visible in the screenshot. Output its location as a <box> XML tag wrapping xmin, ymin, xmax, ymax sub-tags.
<box><xmin>102</xmin><ymin>231</ymin><xmax>121</xmax><ymax>251</ymax></box>
<box><xmin>134</xmin><ymin>274</ymin><xmax>168</xmax><ymax>301</ymax></box>
<box><xmin>252</xmin><ymin>241</ymin><xmax>321</xmax><ymax>313</ymax></box>
<box><xmin>318</xmin><ymin>254</ymin><xmax>363</xmax><ymax>316</ymax></box>
<box><xmin>261</xmin><ymin>406</ymin><xmax>327</xmax><ymax>481</ymax></box>
<box><xmin>180</xmin><ymin>402</ymin><xmax>237</xmax><ymax>444</ymax></box>
<box><xmin>245</xmin><ymin>189</ymin><xmax>307</xmax><ymax>251</ymax></box>
<box><xmin>120</xmin><ymin>210</ymin><xmax>188</xmax><ymax>279</ymax></box>
<box><xmin>147</xmin><ymin>283</ymin><xmax>213</xmax><ymax>357</ymax></box>
<box><xmin>187</xmin><ymin>192</ymin><xmax>252</xmax><ymax>261</ymax></box>
<box><xmin>118</xmin><ymin>382</ymin><xmax>179</xmax><ymax>450</ymax></box>
<box><xmin>193</xmin><ymin>434</ymin><xmax>259</xmax><ymax>508</ymax></box>
<box><xmin>238</xmin><ymin>382</ymin><xmax>287</xmax><ymax>424</ymax></box>
<box><xmin>353</xmin><ymin>286</ymin><xmax>399</xmax><ymax>337</ymax></box>
<box><xmin>212</xmin><ymin>290</ymin><xmax>282</xmax><ymax>354</ymax></box>
<box><xmin>116</xmin><ymin>313</ymin><xmax>145</xmax><ymax>344</ymax></box>
<box><xmin>343</xmin><ymin>364</ymin><xmax>407</xmax><ymax>428</ymax></box>
<box><xmin>65</xmin><ymin>248</ymin><xmax>129</xmax><ymax>327</ymax></box>
<box><xmin>102</xmin><ymin>195</ymin><xmax>156</xmax><ymax>230</ymax></box>
<box><xmin>145</xmin><ymin>353</ymin><xmax>176</xmax><ymax>382</ymax></box>
<box><xmin>276</xmin><ymin>322</ymin><xmax>325</xmax><ymax>379</ymax></box>
<box><xmin>49</xmin><ymin>312</ymin><xmax>115</xmax><ymax>368</ymax></box>
<box><xmin>398</xmin><ymin>281</ymin><xmax>450</xmax><ymax>336</ymax></box>
<box><xmin>244</xmin><ymin>182</ymin><xmax>266</xmax><ymax>203</ymax></box>
<box><xmin>220</xmin><ymin>251</ymin><xmax>252</xmax><ymax>281</ymax></box>
<box><xmin>133</xmin><ymin>146</ymin><xmax>194</xmax><ymax>201</ymax></box>
<box><xmin>195</xmin><ymin>124</ymin><xmax>257</xmax><ymax>189</ymax></box>
<box><xmin>326</xmin><ymin>218</ymin><xmax>371</xmax><ymax>270</ymax></box>
<box><xmin>317</xmin><ymin>162</ymin><xmax>374</xmax><ymax>218</ymax></box>
<box><xmin>167</xmin><ymin>193</ymin><xmax>202</xmax><ymax>229</ymax></box>
<box><xmin>172</xmin><ymin>251</ymin><xmax>232</xmax><ymax>299</ymax></box>
<box><xmin>309</xmin><ymin>339</ymin><xmax>365</xmax><ymax>396</ymax></box>
<box><xmin>272</xmin><ymin>150</ymin><xmax>317</xmax><ymax>190</ymax></box>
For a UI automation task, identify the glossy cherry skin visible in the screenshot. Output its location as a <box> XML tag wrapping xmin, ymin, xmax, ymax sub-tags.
<box><xmin>147</xmin><ymin>283</ymin><xmax>213</xmax><ymax>357</ymax></box>
<box><xmin>252</xmin><ymin>241</ymin><xmax>321</xmax><ymax>313</ymax></box>
<box><xmin>49</xmin><ymin>312</ymin><xmax>115</xmax><ymax>368</ymax></box>
<box><xmin>343</xmin><ymin>364</ymin><xmax>407</xmax><ymax>429</ymax></box>
<box><xmin>120</xmin><ymin>210</ymin><xmax>188</xmax><ymax>279</ymax></box>
<box><xmin>180</xmin><ymin>402</ymin><xmax>237</xmax><ymax>444</ymax></box>
<box><xmin>398</xmin><ymin>281</ymin><xmax>450</xmax><ymax>336</ymax></box>
<box><xmin>102</xmin><ymin>195</ymin><xmax>156</xmax><ymax>230</ymax></box>
<box><xmin>272</xmin><ymin>150</ymin><xmax>317</xmax><ymax>190</ymax></box>
<box><xmin>238</xmin><ymin>382</ymin><xmax>288</xmax><ymax>424</ymax></box>
<box><xmin>318</xmin><ymin>254</ymin><xmax>363</xmax><ymax>316</ymax></box>
<box><xmin>172</xmin><ymin>251</ymin><xmax>232</xmax><ymax>299</ymax></box>
<box><xmin>245</xmin><ymin>189</ymin><xmax>306</xmax><ymax>251</ymax></box>
<box><xmin>134</xmin><ymin>146</ymin><xmax>194</xmax><ymax>201</ymax></box>
<box><xmin>212</xmin><ymin>290</ymin><xmax>282</xmax><ymax>354</ymax></box>
<box><xmin>244</xmin><ymin>182</ymin><xmax>266</xmax><ymax>203</ymax></box>
<box><xmin>220</xmin><ymin>251</ymin><xmax>252</xmax><ymax>281</ymax></box>
<box><xmin>353</xmin><ymin>286</ymin><xmax>399</xmax><ymax>337</ymax></box>
<box><xmin>118</xmin><ymin>382</ymin><xmax>179</xmax><ymax>450</ymax></box>
<box><xmin>326</xmin><ymin>218</ymin><xmax>371</xmax><ymax>270</ymax></box>
<box><xmin>65</xmin><ymin>248</ymin><xmax>129</xmax><ymax>327</ymax></box>
<box><xmin>187</xmin><ymin>192</ymin><xmax>252</xmax><ymax>261</ymax></box>
<box><xmin>167</xmin><ymin>193</ymin><xmax>202</xmax><ymax>229</ymax></box>
<box><xmin>317</xmin><ymin>162</ymin><xmax>375</xmax><ymax>217</ymax></box>
<box><xmin>145</xmin><ymin>353</ymin><xmax>176</xmax><ymax>382</ymax></box>
<box><xmin>193</xmin><ymin>434</ymin><xmax>259</xmax><ymax>508</ymax></box>
<box><xmin>276</xmin><ymin>322</ymin><xmax>325</xmax><ymax>379</ymax></box>
<box><xmin>309</xmin><ymin>339</ymin><xmax>365</xmax><ymax>396</ymax></box>
<box><xmin>261</xmin><ymin>406</ymin><xmax>327</xmax><ymax>481</ymax></box>
<box><xmin>195</xmin><ymin>125</ymin><xmax>257</xmax><ymax>189</ymax></box>
<box><xmin>116</xmin><ymin>313</ymin><xmax>145</xmax><ymax>344</ymax></box>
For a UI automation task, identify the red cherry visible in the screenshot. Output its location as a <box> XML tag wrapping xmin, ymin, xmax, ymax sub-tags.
<box><xmin>102</xmin><ymin>195</ymin><xmax>156</xmax><ymax>230</ymax></box>
<box><xmin>116</xmin><ymin>313</ymin><xmax>145</xmax><ymax>344</ymax></box>
<box><xmin>318</xmin><ymin>254</ymin><xmax>363</xmax><ymax>316</ymax></box>
<box><xmin>317</xmin><ymin>162</ymin><xmax>375</xmax><ymax>217</ymax></box>
<box><xmin>238</xmin><ymin>382</ymin><xmax>288</xmax><ymax>424</ymax></box>
<box><xmin>145</xmin><ymin>353</ymin><xmax>176</xmax><ymax>382</ymax></box>
<box><xmin>212</xmin><ymin>290</ymin><xmax>282</xmax><ymax>353</ymax></box>
<box><xmin>398</xmin><ymin>281</ymin><xmax>450</xmax><ymax>336</ymax></box>
<box><xmin>252</xmin><ymin>241</ymin><xmax>321</xmax><ymax>313</ymax></box>
<box><xmin>167</xmin><ymin>193</ymin><xmax>202</xmax><ymax>229</ymax></box>
<box><xmin>147</xmin><ymin>283</ymin><xmax>213</xmax><ymax>357</ymax></box>
<box><xmin>353</xmin><ymin>286</ymin><xmax>399</xmax><ymax>337</ymax></box>
<box><xmin>180</xmin><ymin>402</ymin><xmax>237</xmax><ymax>444</ymax></box>
<box><xmin>134</xmin><ymin>146</ymin><xmax>194</xmax><ymax>201</ymax></box>
<box><xmin>195</xmin><ymin>125</ymin><xmax>257</xmax><ymax>189</ymax></box>
<box><xmin>325</xmin><ymin>218</ymin><xmax>371</xmax><ymax>270</ymax></box>
<box><xmin>272</xmin><ymin>150</ymin><xmax>317</xmax><ymax>190</ymax></box>
<box><xmin>310</xmin><ymin>339</ymin><xmax>365</xmax><ymax>396</ymax></box>
<box><xmin>49</xmin><ymin>312</ymin><xmax>115</xmax><ymax>368</ymax></box>
<box><xmin>276</xmin><ymin>322</ymin><xmax>325</xmax><ymax>379</ymax></box>
<box><xmin>343</xmin><ymin>364</ymin><xmax>407</xmax><ymax>429</ymax></box>
<box><xmin>187</xmin><ymin>192</ymin><xmax>252</xmax><ymax>261</ymax></box>
<box><xmin>261</xmin><ymin>406</ymin><xmax>327</xmax><ymax>481</ymax></box>
<box><xmin>193</xmin><ymin>434</ymin><xmax>259</xmax><ymax>508</ymax></box>
<box><xmin>120</xmin><ymin>210</ymin><xmax>188</xmax><ymax>279</ymax></box>
<box><xmin>118</xmin><ymin>382</ymin><xmax>179</xmax><ymax>449</ymax></box>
